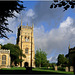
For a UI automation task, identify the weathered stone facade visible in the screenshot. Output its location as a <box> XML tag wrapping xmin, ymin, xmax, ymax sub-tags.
<box><xmin>16</xmin><ymin>22</ymin><xmax>35</xmax><ymax>67</ymax></box>
<box><xmin>0</xmin><ymin>49</ymin><xmax>10</xmax><ymax>68</ymax></box>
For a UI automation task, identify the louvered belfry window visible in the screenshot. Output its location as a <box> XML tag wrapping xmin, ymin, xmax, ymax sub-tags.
<box><xmin>25</xmin><ymin>48</ymin><xmax>28</xmax><ymax>54</ymax></box>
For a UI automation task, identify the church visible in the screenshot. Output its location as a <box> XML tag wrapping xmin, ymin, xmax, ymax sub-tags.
<box><xmin>0</xmin><ymin>45</ymin><xmax>11</xmax><ymax>68</ymax></box>
<box><xmin>16</xmin><ymin>21</ymin><xmax>35</xmax><ymax>67</ymax></box>
<box><xmin>68</xmin><ymin>44</ymin><xmax>75</xmax><ymax>66</ymax></box>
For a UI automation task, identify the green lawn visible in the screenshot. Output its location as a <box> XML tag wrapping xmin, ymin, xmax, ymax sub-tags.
<box><xmin>33</xmin><ymin>68</ymin><xmax>74</xmax><ymax>74</ymax></box>
<box><xmin>0</xmin><ymin>67</ymin><xmax>74</xmax><ymax>74</ymax></box>
<box><xmin>0</xmin><ymin>67</ymin><xmax>26</xmax><ymax>70</ymax></box>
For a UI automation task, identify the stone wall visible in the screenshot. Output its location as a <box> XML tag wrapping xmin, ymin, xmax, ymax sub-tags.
<box><xmin>0</xmin><ymin>50</ymin><xmax>10</xmax><ymax>68</ymax></box>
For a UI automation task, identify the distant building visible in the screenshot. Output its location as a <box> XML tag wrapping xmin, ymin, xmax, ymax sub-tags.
<box><xmin>68</xmin><ymin>44</ymin><xmax>75</xmax><ymax>66</ymax></box>
<box><xmin>16</xmin><ymin>21</ymin><xmax>35</xmax><ymax>67</ymax></box>
<box><xmin>0</xmin><ymin>45</ymin><xmax>10</xmax><ymax>68</ymax></box>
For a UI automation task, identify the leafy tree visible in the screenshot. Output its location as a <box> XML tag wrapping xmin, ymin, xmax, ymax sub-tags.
<box><xmin>2</xmin><ymin>43</ymin><xmax>26</xmax><ymax>66</ymax></box>
<box><xmin>50</xmin><ymin>1</ymin><xmax>75</xmax><ymax>11</ymax></box>
<box><xmin>46</xmin><ymin>60</ymin><xmax>50</xmax><ymax>67</ymax></box>
<box><xmin>57</xmin><ymin>54</ymin><xmax>65</xmax><ymax>66</ymax></box>
<box><xmin>35</xmin><ymin>49</ymin><xmax>48</xmax><ymax>67</ymax></box>
<box><xmin>0</xmin><ymin>1</ymin><xmax>25</xmax><ymax>39</ymax></box>
<box><xmin>57</xmin><ymin>54</ymin><xmax>69</xmax><ymax>67</ymax></box>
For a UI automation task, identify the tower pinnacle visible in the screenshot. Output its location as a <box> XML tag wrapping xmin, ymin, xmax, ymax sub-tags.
<box><xmin>32</xmin><ymin>23</ymin><xmax>34</xmax><ymax>28</ymax></box>
<box><xmin>69</xmin><ymin>44</ymin><xmax>70</xmax><ymax>49</ymax></box>
<box><xmin>21</xmin><ymin>20</ymin><xmax>22</xmax><ymax>26</ymax></box>
<box><xmin>27</xmin><ymin>23</ymin><xmax>28</xmax><ymax>26</ymax></box>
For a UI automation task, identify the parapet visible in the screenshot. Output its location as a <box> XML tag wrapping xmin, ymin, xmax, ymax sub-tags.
<box><xmin>0</xmin><ymin>49</ymin><xmax>10</xmax><ymax>54</ymax></box>
<box><xmin>21</xmin><ymin>25</ymin><xmax>32</xmax><ymax>29</ymax></box>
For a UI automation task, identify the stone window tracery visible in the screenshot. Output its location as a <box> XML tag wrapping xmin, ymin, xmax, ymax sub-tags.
<box><xmin>25</xmin><ymin>36</ymin><xmax>29</xmax><ymax>42</ymax></box>
<box><xmin>2</xmin><ymin>55</ymin><xmax>6</xmax><ymax>65</ymax></box>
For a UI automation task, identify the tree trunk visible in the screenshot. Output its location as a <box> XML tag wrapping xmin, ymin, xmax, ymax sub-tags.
<box><xmin>12</xmin><ymin>61</ymin><xmax>15</xmax><ymax>66</ymax></box>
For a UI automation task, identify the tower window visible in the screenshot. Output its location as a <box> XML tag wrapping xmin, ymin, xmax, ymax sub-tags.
<box><xmin>25</xmin><ymin>36</ymin><xmax>29</xmax><ymax>42</ymax></box>
<box><xmin>28</xmin><ymin>37</ymin><xmax>29</xmax><ymax>39</ymax></box>
<box><xmin>2</xmin><ymin>55</ymin><xmax>6</xmax><ymax>65</ymax></box>
<box><xmin>25</xmin><ymin>36</ymin><xmax>27</xmax><ymax>42</ymax></box>
<box><xmin>25</xmin><ymin>36</ymin><xmax>26</xmax><ymax>39</ymax></box>
<box><xmin>28</xmin><ymin>37</ymin><xmax>29</xmax><ymax>41</ymax></box>
<box><xmin>25</xmin><ymin>48</ymin><xmax>28</xmax><ymax>54</ymax></box>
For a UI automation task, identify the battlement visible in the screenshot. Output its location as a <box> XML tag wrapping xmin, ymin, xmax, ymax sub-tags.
<box><xmin>21</xmin><ymin>25</ymin><xmax>32</xmax><ymax>29</ymax></box>
<box><xmin>0</xmin><ymin>49</ymin><xmax>10</xmax><ymax>54</ymax></box>
<box><xmin>18</xmin><ymin>21</ymin><xmax>34</xmax><ymax>30</ymax></box>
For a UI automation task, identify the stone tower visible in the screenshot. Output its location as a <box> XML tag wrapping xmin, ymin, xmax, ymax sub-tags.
<box><xmin>16</xmin><ymin>21</ymin><xmax>35</xmax><ymax>67</ymax></box>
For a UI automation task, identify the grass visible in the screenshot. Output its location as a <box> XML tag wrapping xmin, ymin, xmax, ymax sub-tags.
<box><xmin>33</xmin><ymin>67</ymin><xmax>74</xmax><ymax>74</ymax></box>
<box><xmin>0</xmin><ymin>67</ymin><xmax>74</xmax><ymax>74</ymax></box>
<box><xmin>0</xmin><ymin>67</ymin><xmax>26</xmax><ymax>70</ymax></box>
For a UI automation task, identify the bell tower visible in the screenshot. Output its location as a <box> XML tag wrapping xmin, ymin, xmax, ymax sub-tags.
<box><xmin>16</xmin><ymin>22</ymin><xmax>35</xmax><ymax>67</ymax></box>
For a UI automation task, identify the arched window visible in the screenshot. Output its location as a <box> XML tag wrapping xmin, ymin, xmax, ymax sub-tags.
<box><xmin>25</xmin><ymin>36</ymin><xmax>29</xmax><ymax>42</ymax></box>
<box><xmin>2</xmin><ymin>55</ymin><xmax>6</xmax><ymax>65</ymax></box>
<box><xmin>28</xmin><ymin>36</ymin><xmax>29</xmax><ymax>39</ymax></box>
<box><xmin>28</xmin><ymin>36</ymin><xmax>29</xmax><ymax>41</ymax></box>
<box><xmin>25</xmin><ymin>36</ymin><xmax>27</xmax><ymax>42</ymax></box>
<box><xmin>25</xmin><ymin>48</ymin><xmax>28</xmax><ymax>54</ymax></box>
<box><xmin>25</xmin><ymin>36</ymin><xmax>26</xmax><ymax>39</ymax></box>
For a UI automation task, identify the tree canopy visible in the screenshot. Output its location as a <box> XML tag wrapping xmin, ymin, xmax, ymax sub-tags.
<box><xmin>2</xmin><ymin>43</ymin><xmax>26</xmax><ymax>66</ymax></box>
<box><xmin>35</xmin><ymin>49</ymin><xmax>49</xmax><ymax>67</ymax></box>
<box><xmin>0</xmin><ymin>1</ymin><xmax>25</xmax><ymax>39</ymax></box>
<box><xmin>50</xmin><ymin>1</ymin><xmax>75</xmax><ymax>11</ymax></box>
<box><xmin>57</xmin><ymin>54</ymin><xmax>69</xmax><ymax>67</ymax></box>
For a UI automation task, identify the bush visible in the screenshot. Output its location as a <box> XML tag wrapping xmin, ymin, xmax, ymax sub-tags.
<box><xmin>49</xmin><ymin>67</ymin><xmax>54</xmax><ymax>70</ymax></box>
<box><xmin>58</xmin><ymin>67</ymin><xmax>65</xmax><ymax>71</ymax></box>
<box><xmin>11</xmin><ymin>65</ymin><xmax>14</xmax><ymax>67</ymax></box>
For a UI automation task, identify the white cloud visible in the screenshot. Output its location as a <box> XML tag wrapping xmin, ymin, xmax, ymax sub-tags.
<box><xmin>60</xmin><ymin>17</ymin><xmax>73</xmax><ymax>28</ymax></box>
<box><xmin>34</xmin><ymin>16</ymin><xmax>75</xmax><ymax>63</ymax></box>
<box><xmin>48</xmin><ymin>57</ymin><xmax>52</xmax><ymax>61</ymax></box>
<box><xmin>26</xmin><ymin>9</ymin><xmax>35</xmax><ymax>18</ymax></box>
<box><xmin>0</xmin><ymin>39</ymin><xmax>4</xmax><ymax>44</ymax></box>
<box><xmin>48</xmin><ymin>56</ymin><xmax>57</xmax><ymax>63</ymax></box>
<box><xmin>0</xmin><ymin>36</ymin><xmax>16</xmax><ymax>45</ymax></box>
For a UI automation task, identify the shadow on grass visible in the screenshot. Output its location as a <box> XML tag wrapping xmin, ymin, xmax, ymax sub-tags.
<box><xmin>0</xmin><ymin>70</ymin><xmax>67</xmax><ymax>74</ymax></box>
<box><xmin>0</xmin><ymin>70</ymin><xmax>63</xmax><ymax>74</ymax></box>
<box><xmin>0</xmin><ymin>67</ymin><xmax>74</xmax><ymax>74</ymax></box>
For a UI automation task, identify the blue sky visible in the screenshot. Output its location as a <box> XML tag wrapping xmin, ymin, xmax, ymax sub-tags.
<box><xmin>1</xmin><ymin>1</ymin><xmax>75</xmax><ymax>63</ymax></box>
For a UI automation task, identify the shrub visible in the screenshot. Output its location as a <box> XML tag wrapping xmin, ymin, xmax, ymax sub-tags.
<box><xmin>58</xmin><ymin>67</ymin><xmax>65</xmax><ymax>71</ymax></box>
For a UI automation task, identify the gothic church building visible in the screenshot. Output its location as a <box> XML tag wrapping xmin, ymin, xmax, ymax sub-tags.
<box><xmin>16</xmin><ymin>21</ymin><xmax>35</xmax><ymax>67</ymax></box>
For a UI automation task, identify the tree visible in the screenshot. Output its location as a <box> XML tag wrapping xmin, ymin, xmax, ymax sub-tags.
<box><xmin>0</xmin><ymin>1</ymin><xmax>25</xmax><ymax>39</ymax></box>
<box><xmin>46</xmin><ymin>60</ymin><xmax>50</xmax><ymax>67</ymax></box>
<box><xmin>49</xmin><ymin>63</ymin><xmax>56</xmax><ymax>67</ymax></box>
<box><xmin>2</xmin><ymin>43</ymin><xmax>26</xmax><ymax>66</ymax></box>
<box><xmin>35</xmin><ymin>49</ymin><xmax>48</xmax><ymax>67</ymax></box>
<box><xmin>57</xmin><ymin>54</ymin><xmax>69</xmax><ymax>67</ymax></box>
<box><xmin>50</xmin><ymin>1</ymin><xmax>75</xmax><ymax>11</ymax></box>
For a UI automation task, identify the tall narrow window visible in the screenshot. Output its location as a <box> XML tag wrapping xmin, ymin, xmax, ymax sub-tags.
<box><xmin>25</xmin><ymin>36</ymin><xmax>27</xmax><ymax>42</ymax></box>
<box><xmin>25</xmin><ymin>48</ymin><xmax>28</xmax><ymax>54</ymax></box>
<box><xmin>28</xmin><ymin>37</ymin><xmax>29</xmax><ymax>42</ymax></box>
<box><xmin>2</xmin><ymin>55</ymin><xmax>6</xmax><ymax>65</ymax></box>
